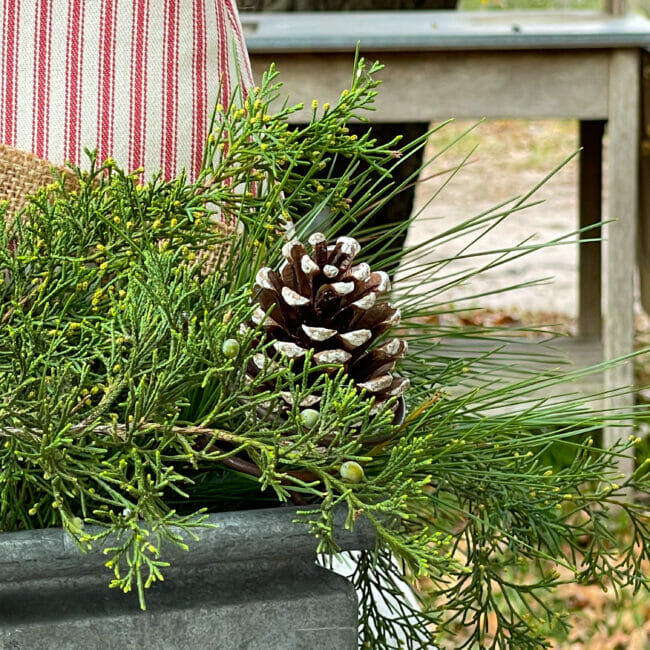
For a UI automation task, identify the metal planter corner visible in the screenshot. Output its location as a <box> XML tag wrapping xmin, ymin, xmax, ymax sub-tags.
<box><xmin>0</xmin><ymin>506</ymin><xmax>374</xmax><ymax>650</ymax></box>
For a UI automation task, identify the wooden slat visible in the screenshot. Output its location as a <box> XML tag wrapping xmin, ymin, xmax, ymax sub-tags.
<box><xmin>604</xmin><ymin>50</ymin><xmax>639</xmax><ymax>477</ymax></box>
<box><xmin>604</xmin><ymin>0</ymin><xmax>628</xmax><ymax>16</ymax></box>
<box><xmin>435</xmin><ymin>337</ymin><xmax>605</xmax><ymax>409</ymax></box>
<box><xmin>251</xmin><ymin>50</ymin><xmax>611</xmax><ymax>122</ymax></box>
<box><xmin>639</xmin><ymin>51</ymin><xmax>650</xmax><ymax>315</ymax></box>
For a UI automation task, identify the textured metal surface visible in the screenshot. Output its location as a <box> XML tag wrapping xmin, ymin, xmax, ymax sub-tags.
<box><xmin>241</xmin><ymin>10</ymin><xmax>650</xmax><ymax>52</ymax></box>
<box><xmin>0</xmin><ymin>561</ymin><xmax>358</xmax><ymax>649</ymax></box>
<box><xmin>0</xmin><ymin>507</ymin><xmax>374</xmax><ymax>649</ymax></box>
<box><xmin>0</xmin><ymin>505</ymin><xmax>375</xmax><ymax>582</ymax></box>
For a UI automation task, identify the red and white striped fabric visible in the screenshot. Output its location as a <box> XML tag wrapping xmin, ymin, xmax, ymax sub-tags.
<box><xmin>0</xmin><ymin>0</ymin><xmax>253</xmax><ymax>181</ymax></box>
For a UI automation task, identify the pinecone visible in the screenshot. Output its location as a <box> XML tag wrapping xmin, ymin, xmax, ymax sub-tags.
<box><xmin>248</xmin><ymin>232</ymin><xmax>409</xmax><ymax>427</ymax></box>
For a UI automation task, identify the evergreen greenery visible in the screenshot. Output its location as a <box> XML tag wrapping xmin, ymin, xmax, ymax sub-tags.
<box><xmin>0</xmin><ymin>56</ymin><xmax>649</xmax><ymax>649</ymax></box>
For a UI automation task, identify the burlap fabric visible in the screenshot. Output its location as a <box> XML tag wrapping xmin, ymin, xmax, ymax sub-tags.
<box><xmin>0</xmin><ymin>143</ymin><xmax>79</xmax><ymax>222</ymax></box>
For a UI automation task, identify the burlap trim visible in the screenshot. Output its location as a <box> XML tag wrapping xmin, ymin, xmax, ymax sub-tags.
<box><xmin>0</xmin><ymin>143</ymin><xmax>233</xmax><ymax>272</ymax></box>
<box><xmin>0</xmin><ymin>143</ymin><xmax>79</xmax><ymax>222</ymax></box>
<box><xmin>198</xmin><ymin>232</ymin><xmax>233</xmax><ymax>275</ymax></box>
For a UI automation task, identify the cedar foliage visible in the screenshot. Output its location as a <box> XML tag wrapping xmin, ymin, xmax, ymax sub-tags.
<box><xmin>0</xmin><ymin>58</ymin><xmax>649</xmax><ymax>649</ymax></box>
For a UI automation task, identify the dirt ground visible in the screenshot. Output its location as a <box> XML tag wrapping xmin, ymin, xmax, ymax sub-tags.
<box><xmin>405</xmin><ymin>119</ymin><xmax>583</xmax><ymax>322</ymax></box>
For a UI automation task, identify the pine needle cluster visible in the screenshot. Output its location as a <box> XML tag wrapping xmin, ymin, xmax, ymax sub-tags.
<box><xmin>0</xmin><ymin>57</ymin><xmax>649</xmax><ymax>649</ymax></box>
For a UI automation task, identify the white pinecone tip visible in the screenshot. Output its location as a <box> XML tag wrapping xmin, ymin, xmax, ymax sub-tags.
<box><xmin>335</xmin><ymin>236</ymin><xmax>361</xmax><ymax>258</ymax></box>
<box><xmin>302</xmin><ymin>324</ymin><xmax>337</xmax><ymax>341</ymax></box>
<box><xmin>252</xmin><ymin>354</ymin><xmax>282</xmax><ymax>373</ymax></box>
<box><xmin>369</xmin><ymin>402</ymin><xmax>383</xmax><ymax>416</ymax></box>
<box><xmin>352</xmin><ymin>293</ymin><xmax>376</xmax><ymax>310</ymax></box>
<box><xmin>252</xmin><ymin>307</ymin><xmax>272</xmax><ymax>326</ymax></box>
<box><xmin>387</xmin><ymin>377</ymin><xmax>410</xmax><ymax>396</ymax></box>
<box><xmin>323</xmin><ymin>264</ymin><xmax>338</xmax><ymax>278</ymax></box>
<box><xmin>308</xmin><ymin>232</ymin><xmax>326</xmax><ymax>246</ymax></box>
<box><xmin>273</xmin><ymin>341</ymin><xmax>306</xmax><ymax>358</ymax></box>
<box><xmin>279</xmin><ymin>391</ymin><xmax>295</xmax><ymax>405</ymax></box>
<box><xmin>374</xmin><ymin>309</ymin><xmax>401</xmax><ymax>333</ymax></box>
<box><xmin>331</xmin><ymin>281</ymin><xmax>355</xmax><ymax>296</ymax></box>
<box><xmin>281</xmin><ymin>240</ymin><xmax>302</xmax><ymax>260</ymax></box>
<box><xmin>381</xmin><ymin>338</ymin><xmax>408</xmax><ymax>357</ymax></box>
<box><xmin>358</xmin><ymin>375</ymin><xmax>394</xmax><ymax>393</ymax></box>
<box><xmin>314</xmin><ymin>349</ymin><xmax>352</xmax><ymax>365</ymax></box>
<box><xmin>300</xmin><ymin>394</ymin><xmax>321</xmax><ymax>407</ymax></box>
<box><xmin>370</xmin><ymin>399</ymin><xmax>402</xmax><ymax>416</ymax></box>
<box><xmin>339</xmin><ymin>329</ymin><xmax>372</xmax><ymax>349</ymax></box>
<box><xmin>281</xmin><ymin>286</ymin><xmax>309</xmax><ymax>307</ymax></box>
<box><xmin>376</xmin><ymin>271</ymin><xmax>391</xmax><ymax>293</ymax></box>
<box><xmin>350</xmin><ymin>263</ymin><xmax>371</xmax><ymax>281</ymax></box>
<box><xmin>301</xmin><ymin>254</ymin><xmax>319</xmax><ymax>276</ymax></box>
<box><xmin>252</xmin><ymin>353</ymin><xmax>267</xmax><ymax>369</ymax></box>
<box><xmin>255</xmin><ymin>267</ymin><xmax>274</xmax><ymax>290</ymax></box>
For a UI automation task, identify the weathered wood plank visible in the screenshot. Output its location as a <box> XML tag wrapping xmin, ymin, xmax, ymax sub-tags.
<box><xmin>604</xmin><ymin>49</ymin><xmax>639</xmax><ymax>477</ymax></box>
<box><xmin>604</xmin><ymin>0</ymin><xmax>627</xmax><ymax>16</ymax></box>
<box><xmin>434</xmin><ymin>337</ymin><xmax>605</xmax><ymax>410</ymax></box>
<box><xmin>639</xmin><ymin>51</ymin><xmax>650</xmax><ymax>315</ymax></box>
<box><xmin>250</xmin><ymin>51</ymin><xmax>611</xmax><ymax>122</ymax></box>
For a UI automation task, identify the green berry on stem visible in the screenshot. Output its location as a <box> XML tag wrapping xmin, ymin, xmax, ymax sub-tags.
<box><xmin>340</xmin><ymin>461</ymin><xmax>364</xmax><ymax>483</ymax></box>
<box><xmin>69</xmin><ymin>517</ymin><xmax>85</xmax><ymax>535</ymax></box>
<box><xmin>222</xmin><ymin>338</ymin><xmax>240</xmax><ymax>359</ymax></box>
<box><xmin>300</xmin><ymin>408</ymin><xmax>320</xmax><ymax>429</ymax></box>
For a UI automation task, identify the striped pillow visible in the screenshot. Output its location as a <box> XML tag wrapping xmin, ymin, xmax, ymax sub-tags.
<box><xmin>0</xmin><ymin>0</ymin><xmax>253</xmax><ymax>181</ymax></box>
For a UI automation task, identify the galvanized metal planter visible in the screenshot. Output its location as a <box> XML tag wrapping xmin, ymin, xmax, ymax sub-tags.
<box><xmin>0</xmin><ymin>506</ymin><xmax>374</xmax><ymax>650</ymax></box>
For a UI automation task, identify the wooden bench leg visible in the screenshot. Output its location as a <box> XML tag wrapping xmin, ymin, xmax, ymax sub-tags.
<box><xmin>578</xmin><ymin>120</ymin><xmax>605</xmax><ymax>340</ymax></box>
<box><xmin>604</xmin><ymin>50</ymin><xmax>639</xmax><ymax>479</ymax></box>
<box><xmin>639</xmin><ymin>50</ymin><xmax>650</xmax><ymax>315</ymax></box>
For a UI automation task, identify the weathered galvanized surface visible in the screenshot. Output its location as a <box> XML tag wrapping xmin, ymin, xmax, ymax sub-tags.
<box><xmin>0</xmin><ymin>506</ymin><xmax>375</xmax><ymax>650</ymax></box>
<box><xmin>241</xmin><ymin>10</ymin><xmax>650</xmax><ymax>53</ymax></box>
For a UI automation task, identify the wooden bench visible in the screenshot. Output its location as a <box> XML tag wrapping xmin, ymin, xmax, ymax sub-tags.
<box><xmin>241</xmin><ymin>9</ymin><xmax>650</xmax><ymax>475</ymax></box>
